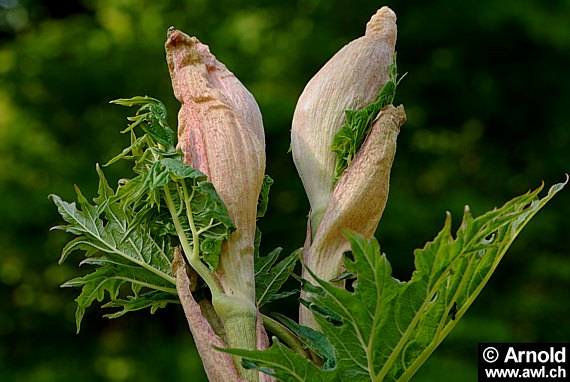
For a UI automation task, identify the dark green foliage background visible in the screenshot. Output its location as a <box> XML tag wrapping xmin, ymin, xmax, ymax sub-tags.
<box><xmin>1</xmin><ymin>0</ymin><xmax>568</xmax><ymax>381</ymax></box>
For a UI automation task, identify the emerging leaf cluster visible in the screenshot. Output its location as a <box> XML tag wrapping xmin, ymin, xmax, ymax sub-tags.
<box><xmin>331</xmin><ymin>54</ymin><xmax>405</xmax><ymax>183</ymax></box>
<box><xmin>223</xmin><ymin>179</ymin><xmax>567</xmax><ymax>381</ymax></box>
<box><xmin>254</xmin><ymin>175</ymin><xmax>302</xmax><ymax>309</ymax></box>
<box><xmin>255</xmin><ymin>247</ymin><xmax>301</xmax><ymax>308</ymax></box>
<box><xmin>50</xmin><ymin>96</ymin><xmax>235</xmax><ymax>331</ymax></box>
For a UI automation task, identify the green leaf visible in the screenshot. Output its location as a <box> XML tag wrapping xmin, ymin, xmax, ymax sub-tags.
<box><xmin>331</xmin><ymin>54</ymin><xmax>404</xmax><ymax>183</ymax></box>
<box><xmin>263</xmin><ymin>290</ymin><xmax>299</xmax><ymax>305</ymax></box>
<box><xmin>105</xmin><ymin>134</ymin><xmax>149</xmax><ymax>167</ymax></box>
<box><xmin>109</xmin><ymin>141</ymin><xmax>234</xmax><ymax>272</ymax></box>
<box><xmin>221</xmin><ymin>178</ymin><xmax>567</xmax><ymax>381</ymax></box>
<box><xmin>192</xmin><ymin>181</ymin><xmax>235</xmax><ymax>231</ymax></box>
<box><xmin>111</xmin><ymin>96</ymin><xmax>176</xmax><ymax>150</ymax></box>
<box><xmin>50</xmin><ymin>169</ymin><xmax>179</xmax><ymax>330</ymax></box>
<box><xmin>159</xmin><ymin>157</ymin><xmax>205</xmax><ymax>181</ymax></box>
<box><xmin>257</xmin><ymin>175</ymin><xmax>274</xmax><ymax>218</ymax></box>
<box><xmin>271</xmin><ymin>313</ymin><xmax>336</xmax><ymax>370</ymax></box>
<box><xmin>51</xmin><ymin>159</ymin><xmax>234</xmax><ymax>328</ymax></box>
<box><xmin>102</xmin><ymin>290</ymin><xmax>180</xmax><ymax>319</ymax></box>
<box><xmin>62</xmin><ymin>258</ymin><xmax>178</xmax><ymax>331</ymax></box>
<box><xmin>222</xmin><ymin>339</ymin><xmax>330</xmax><ymax>382</ymax></box>
<box><xmin>171</xmin><ymin>179</ymin><xmax>235</xmax><ymax>271</ymax></box>
<box><xmin>255</xmin><ymin>248</ymin><xmax>301</xmax><ymax>307</ymax></box>
<box><xmin>52</xmin><ymin>96</ymin><xmax>238</xmax><ymax>331</ymax></box>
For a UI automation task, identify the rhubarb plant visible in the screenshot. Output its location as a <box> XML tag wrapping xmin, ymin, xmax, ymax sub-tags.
<box><xmin>50</xmin><ymin>5</ymin><xmax>567</xmax><ymax>382</ymax></box>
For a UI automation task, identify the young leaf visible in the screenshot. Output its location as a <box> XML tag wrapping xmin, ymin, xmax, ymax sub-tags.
<box><xmin>257</xmin><ymin>175</ymin><xmax>274</xmax><ymax>218</ymax></box>
<box><xmin>255</xmin><ymin>248</ymin><xmax>301</xmax><ymax>307</ymax></box>
<box><xmin>62</xmin><ymin>259</ymin><xmax>178</xmax><ymax>331</ymax></box>
<box><xmin>331</xmin><ymin>54</ymin><xmax>404</xmax><ymax>183</ymax></box>
<box><xmin>222</xmin><ymin>178</ymin><xmax>567</xmax><ymax>381</ymax></box>
<box><xmin>271</xmin><ymin>313</ymin><xmax>336</xmax><ymax>370</ymax></box>
<box><xmin>111</xmin><ymin>96</ymin><xmax>176</xmax><ymax>150</ymax></box>
<box><xmin>169</xmin><ymin>178</ymin><xmax>235</xmax><ymax>271</ymax></box>
<box><xmin>51</xmin><ymin>159</ymin><xmax>234</xmax><ymax>328</ymax></box>
<box><xmin>222</xmin><ymin>338</ymin><xmax>330</xmax><ymax>382</ymax></box>
<box><xmin>52</xmin><ymin>95</ymin><xmax>238</xmax><ymax>333</ymax></box>
<box><xmin>50</xmin><ymin>168</ymin><xmax>179</xmax><ymax>330</ymax></box>
<box><xmin>102</xmin><ymin>290</ymin><xmax>181</xmax><ymax>319</ymax></box>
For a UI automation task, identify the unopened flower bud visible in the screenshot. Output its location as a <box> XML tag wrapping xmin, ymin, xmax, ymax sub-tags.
<box><xmin>291</xmin><ymin>7</ymin><xmax>398</xmax><ymax>232</ymax></box>
<box><xmin>300</xmin><ymin>105</ymin><xmax>406</xmax><ymax>329</ymax></box>
<box><xmin>306</xmin><ymin>105</ymin><xmax>406</xmax><ymax>281</ymax></box>
<box><xmin>165</xmin><ymin>29</ymin><xmax>265</xmax><ymax>303</ymax></box>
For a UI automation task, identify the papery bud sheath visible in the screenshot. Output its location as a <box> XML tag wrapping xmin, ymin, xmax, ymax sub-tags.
<box><xmin>291</xmin><ymin>7</ymin><xmax>398</xmax><ymax>232</ymax></box>
<box><xmin>166</xmin><ymin>28</ymin><xmax>268</xmax><ymax>380</ymax></box>
<box><xmin>166</xmin><ymin>28</ymin><xmax>265</xmax><ymax>304</ymax></box>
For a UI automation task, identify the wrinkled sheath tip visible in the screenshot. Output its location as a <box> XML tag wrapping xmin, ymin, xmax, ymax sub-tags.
<box><xmin>366</xmin><ymin>6</ymin><xmax>397</xmax><ymax>36</ymax></box>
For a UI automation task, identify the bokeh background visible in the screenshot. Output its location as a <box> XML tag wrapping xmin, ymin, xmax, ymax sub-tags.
<box><xmin>1</xmin><ymin>0</ymin><xmax>568</xmax><ymax>381</ymax></box>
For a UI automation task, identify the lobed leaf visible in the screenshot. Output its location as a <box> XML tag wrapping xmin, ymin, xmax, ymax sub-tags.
<box><xmin>52</xmin><ymin>96</ymin><xmax>237</xmax><ymax>331</ymax></box>
<box><xmin>255</xmin><ymin>248</ymin><xmax>301</xmax><ymax>307</ymax></box>
<box><xmin>51</xmin><ymin>157</ymin><xmax>234</xmax><ymax>327</ymax></box>
<box><xmin>222</xmin><ymin>178</ymin><xmax>567</xmax><ymax>381</ymax></box>
<box><xmin>103</xmin><ymin>290</ymin><xmax>180</xmax><ymax>319</ymax></box>
<box><xmin>50</xmin><ymin>170</ymin><xmax>178</xmax><ymax>330</ymax></box>
<box><xmin>111</xmin><ymin>96</ymin><xmax>176</xmax><ymax>150</ymax></box>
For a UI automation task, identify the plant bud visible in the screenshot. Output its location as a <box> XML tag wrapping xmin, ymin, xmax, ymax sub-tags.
<box><xmin>308</xmin><ymin>106</ymin><xmax>405</xmax><ymax>279</ymax></box>
<box><xmin>165</xmin><ymin>29</ymin><xmax>265</xmax><ymax>302</ymax></box>
<box><xmin>300</xmin><ymin>105</ymin><xmax>406</xmax><ymax>328</ymax></box>
<box><xmin>291</xmin><ymin>7</ymin><xmax>398</xmax><ymax>233</ymax></box>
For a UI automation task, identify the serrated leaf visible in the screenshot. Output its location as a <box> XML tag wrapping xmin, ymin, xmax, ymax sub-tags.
<box><xmin>111</xmin><ymin>146</ymin><xmax>234</xmax><ymax>272</ymax></box>
<box><xmin>111</xmin><ymin>96</ymin><xmax>176</xmax><ymax>150</ymax></box>
<box><xmin>271</xmin><ymin>313</ymin><xmax>336</xmax><ymax>370</ymax></box>
<box><xmin>62</xmin><ymin>267</ymin><xmax>124</xmax><ymax>333</ymax></box>
<box><xmin>263</xmin><ymin>290</ymin><xmax>299</xmax><ymax>306</ymax></box>
<box><xmin>102</xmin><ymin>290</ymin><xmax>180</xmax><ymax>319</ymax></box>
<box><xmin>255</xmin><ymin>248</ymin><xmax>301</xmax><ymax>307</ymax></box>
<box><xmin>221</xmin><ymin>178</ymin><xmax>567</xmax><ymax>381</ymax></box>
<box><xmin>51</xmin><ymin>167</ymin><xmax>178</xmax><ymax>331</ymax></box>
<box><xmin>62</xmin><ymin>258</ymin><xmax>178</xmax><ymax>331</ymax></box>
<box><xmin>331</xmin><ymin>54</ymin><xmax>403</xmax><ymax>183</ymax></box>
<box><xmin>52</xmin><ymin>96</ymin><xmax>238</xmax><ymax>332</ymax></box>
<box><xmin>51</xmin><ymin>179</ymin><xmax>178</xmax><ymax>330</ymax></box>
<box><xmin>221</xmin><ymin>339</ymin><xmax>330</xmax><ymax>382</ymax></box>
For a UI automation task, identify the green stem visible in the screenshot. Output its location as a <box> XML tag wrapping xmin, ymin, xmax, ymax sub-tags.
<box><xmin>180</xmin><ymin>181</ymin><xmax>200</xmax><ymax>261</ymax></box>
<box><xmin>163</xmin><ymin>185</ymin><xmax>222</xmax><ymax>296</ymax></box>
<box><xmin>112</xmin><ymin>277</ymin><xmax>178</xmax><ymax>294</ymax></box>
<box><xmin>261</xmin><ymin>314</ymin><xmax>308</xmax><ymax>357</ymax></box>
<box><xmin>213</xmin><ymin>294</ymin><xmax>258</xmax><ymax>381</ymax></box>
<box><xmin>164</xmin><ymin>184</ymin><xmax>258</xmax><ymax>381</ymax></box>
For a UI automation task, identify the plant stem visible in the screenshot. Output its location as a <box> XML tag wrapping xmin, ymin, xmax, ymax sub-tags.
<box><xmin>162</xmin><ymin>185</ymin><xmax>222</xmax><ymax>296</ymax></box>
<box><xmin>213</xmin><ymin>293</ymin><xmax>258</xmax><ymax>381</ymax></box>
<box><xmin>164</xmin><ymin>184</ymin><xmax>258</xmax><ymax>381</ymax></box>
<box><xmin>180</xmin><ymin>181</ymin><xmax>200</xmax><ymax>261</ymax></box>
<box><xmin>261</xmin><ymin>314</ymin><xmax>308</xmax><ymax>357</ymax></box>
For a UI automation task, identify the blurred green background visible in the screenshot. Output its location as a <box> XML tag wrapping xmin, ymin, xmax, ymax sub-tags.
<box><xmin>1</xmin><ymin>0</ymin><xmax>568</xmax><ymax>381</ymax></box>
